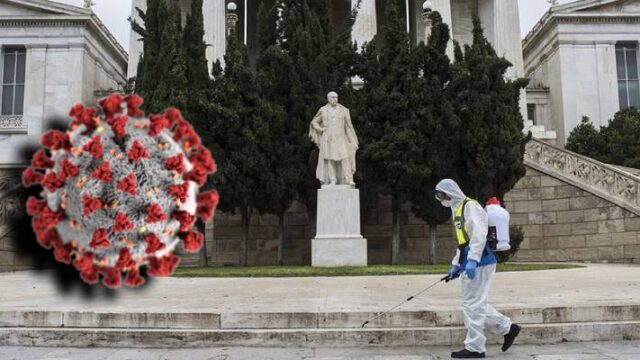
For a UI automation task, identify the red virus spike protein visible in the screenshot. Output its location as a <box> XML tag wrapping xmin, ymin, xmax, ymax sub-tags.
<box><xmin>22</xmin><ymin>94</ymin><xmax>219</xmax><ymax>289</ymax></box>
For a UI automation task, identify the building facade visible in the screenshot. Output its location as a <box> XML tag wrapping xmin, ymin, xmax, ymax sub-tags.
<box><xmin>524</xmin><ymin>0</ymin><xmax>640</xmax><ymax>146</ymax></box>
<box><xmin>128</xmin><ymin>1</ymin><xmax>526</xmax><ymax>91</ymax></box>
<box><xmin>0</xmin><ymin>0</ymin><xmax>127</xmax><ymax>166</ymax></box>
<box><xmin>0</xmin><ymin>0</ymin><xmax>127</xmax><ymax>271</ymax></box>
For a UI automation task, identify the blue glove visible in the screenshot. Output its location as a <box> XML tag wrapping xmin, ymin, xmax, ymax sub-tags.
<box><xmin>464</xmin><ymin>260</ymin><xmax>478</xmax><ymax>280</ymax></box>
<box><xmin>448</xmin><ymin>265</ymin><xmax>461</xmax><ymax>281</ymax></box>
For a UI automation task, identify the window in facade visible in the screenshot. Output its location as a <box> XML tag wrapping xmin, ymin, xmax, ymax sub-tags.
<box><xmin>527</xmin><ymin>104</ymin><xmax>536</xmax><ymax>125</ymax></box>
<box><xmin>616</xmin><ymin>43</ymin><xmax>640</xmax><ymax>109</ymax></box>
<box><xmin>1</xmin><ymin>47</ymin><xmax>26</xmax><ymax>117</ymax></box>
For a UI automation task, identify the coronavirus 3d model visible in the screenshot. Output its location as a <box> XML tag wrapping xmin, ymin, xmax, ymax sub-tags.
<box><xmin>22</xmin><ymin>94</ymin><xmax>219</xmax><ymax>288</ymax></box>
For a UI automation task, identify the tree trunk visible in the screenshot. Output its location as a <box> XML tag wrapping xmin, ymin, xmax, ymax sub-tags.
<box><xmin>429</xmin><ymin>223</ymin><xmax>437</xmax><ymax>265</ymax></box>
<box><xmin>391</xmin><ymin>195</ymin><xmax>400</xmax><ymax>265</ymax></box>
<box><xmin>240</xmin><ymin>206</ymin><xmax>252</xmax><ymax>267</ymax></box>
<box><xmin>197</xmin><ymin>219</ymin><xmax>208</xmax><ymax>267</ymax></box>
<box><xmin>277</xmin><ymin>212</ymin><xmax>285</xmax><ymax>266</ymax></box>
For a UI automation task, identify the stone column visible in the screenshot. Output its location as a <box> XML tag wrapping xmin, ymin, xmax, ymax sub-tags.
<box><xmin>478</xmin><ymin>0</ymin><xmax>527</xmax><ymax>117</ymax></box>
<box><xmin>351</xmin><ymin>0</ymin><xmax>377</xmax><ymax>86</ymax></box>
<box><xmin>204</xmin><ymin>0</ymin><xmax>226</xmax><ymax>70</ymax></box>
<box><xmin>351</xmin><ymin>0</ymin><xmax>377</xmax><ymax>50</ymax></box>
<box><xmin>127</xmin><ymin>0</ymin><xmax>146</xmax><ymax>79</ymax></box>
<box><xmin>23</xmin><ymin>45</ymin><xmax>47</xmax><ymax>136</ymax></box>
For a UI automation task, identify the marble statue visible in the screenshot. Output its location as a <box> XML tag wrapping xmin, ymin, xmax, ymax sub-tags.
<box><xmin>309</xmin><ymin>92</ymin><xmax>359</xmax><ymax>186</ymax></box>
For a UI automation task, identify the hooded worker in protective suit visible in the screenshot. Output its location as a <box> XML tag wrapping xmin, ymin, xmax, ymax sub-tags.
<box><xmin>435</xmin><ymin>179</ymin><xmax>521</xmax><ymax>359</ymax></box>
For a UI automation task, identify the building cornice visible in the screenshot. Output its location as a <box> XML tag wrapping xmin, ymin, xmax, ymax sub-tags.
<box><xmin>523</xmin><ymin>13</ymin><xmax>640</xmax><ymax>58</ymax></box>
<box><xmin>551</xmin><ymin>0</ymin><xmax>622</xmax><ymax>14</ymax></box>
<box><xmin>0</xmin><ymin>15</ymin><xmax>127</xmax><ymax>69</ymax></box>
<box><xmin>3</xmin><ymin>0</ymin><xmax>90</xmax><ymax>16</ymax></box>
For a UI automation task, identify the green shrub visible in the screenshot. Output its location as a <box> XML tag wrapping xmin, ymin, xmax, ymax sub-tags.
<box><xmin>566</xmin><ymin>116</ymin><xmax>604</xmax><ymax>160</ymax></box>
<box><xmin>566</xmin><ymin>109</ymin><xmax>640</xmax><ymax>168</ymax></box>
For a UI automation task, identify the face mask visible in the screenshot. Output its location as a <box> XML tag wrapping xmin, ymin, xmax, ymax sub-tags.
<box><xmin>440</xmin><ymin>199</ymin><xmax>453</xmax><ymax>207</ymax></box>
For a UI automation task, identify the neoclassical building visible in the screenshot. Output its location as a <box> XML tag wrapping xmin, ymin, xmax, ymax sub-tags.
<box><xmin>0</xmin><ymin>0</ymin><xmax>127</xmax><ymax>166</ymax></box>
<box><xmin>524</xmin><ymin>0</ymin><xmax>640</xmax><ymax>145</ymax></box>
<box><xmin>128</xmin><ymin>1</ymin><xmax>526</xmax><ymax>88</ymax></box>
<box><xmin>0</xmin><ymin>0</ymin><xmax>126</xmax><ymax>271</ymax></box>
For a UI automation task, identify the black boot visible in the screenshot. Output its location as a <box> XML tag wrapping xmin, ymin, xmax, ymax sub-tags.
<box><xmin>502</xmin><ymin>323</ymin><xmax>521</xmax><ymax>352</ymax></box>
<box><xmin>451</xmin><ymin>348</ymin><xmax>485</xmax><ymax>359</ymax></box>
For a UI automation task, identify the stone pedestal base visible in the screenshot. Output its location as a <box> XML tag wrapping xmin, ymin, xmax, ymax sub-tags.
<box><xmin>312</xmin><ymin>236</ymin><xmax>367</xmax><ymax>267</ymax></box>
<box><xmin>312</xmin><ymin>186</ymin><xmax>367</xmax><ymax>267</ymax></box>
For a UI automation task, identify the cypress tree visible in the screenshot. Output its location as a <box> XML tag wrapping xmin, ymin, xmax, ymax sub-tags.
<box><xmin>152</xmin><ymin>1</ymin><xmax>188</xmax><ymax>112</ymax></box>
<box><xmin>449</xmin><ymin>16</ymin><xmax>530</xmax><ymax>202</ymax></box>
<box><xmin>354</xmin><ymin>0</ymin><xmax>427</xmax><ymax>264</ymax></box>
<box><xmin>130</xmin><ymin>0</ymin><xmax>165</xmax><ymax>107</ymax></box>
<box><xmin>182</xmin><ymin>0</ymin><xmax>213</xmax><ymax>266</ymax></box>
<box><xmin>183</xmin><ymin>0</ymin><xmax>210</xmax><ymax>93</ymax></box>
<box><xmin>277</xmin><ymin>0</ymin><xmax>358</xmax><ymax>217</ymax></box>
<box><xmin>254</xmin><ymin>2</ymin><xmax>296</xmax><ymax>265</ymax></box>
<box><xmin>254</xmin><ymin>0</ymin><xmax>358</xmax><ymax>264</ymax></box>
<box><xmin>133</xmin><ymin>0</ymin><xmax>188</xmax><ymax>114</ymax></box>
<box><xmin>209</xmin><ymin>28</ymin><xmax>275</xmax><ymax>266</ymax></box>
<box><xmin>410</xmin><ymin>11</ymin><xmax>458</xmax><ymax>264</ymax></box>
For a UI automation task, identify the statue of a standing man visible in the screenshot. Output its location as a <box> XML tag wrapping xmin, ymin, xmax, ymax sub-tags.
<box><xmin>309</xmin><ymin>92</ymin><xmax>359</xmax><ymax>186</ymax></box>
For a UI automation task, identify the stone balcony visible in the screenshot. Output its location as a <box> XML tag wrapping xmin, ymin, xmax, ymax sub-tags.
<box><xmin>0</xmin><ymin>115</ymin><xmax>27</xmax><ymax>134</ymax></box>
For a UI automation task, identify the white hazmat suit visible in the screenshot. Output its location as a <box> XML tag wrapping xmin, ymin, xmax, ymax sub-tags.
<box><xmin>435</xmin><ymin>179</ymin><xmax>512</xmax><ymax>354</ymax></box>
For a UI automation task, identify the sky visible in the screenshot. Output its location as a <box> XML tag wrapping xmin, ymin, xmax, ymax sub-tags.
<box><xmin>53</xmin><ymin>0</ymin><xmax>576</xmax><ymax>54</ymax></box>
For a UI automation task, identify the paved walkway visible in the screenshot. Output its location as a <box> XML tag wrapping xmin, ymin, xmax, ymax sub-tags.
<box><xmin>0</xmin><ymin>263</ymin><xmax>638</xmax><ymax>313</ymax></box>
<box><xmin>1</xmin><ymin>341</ymin><xmax>639</xmax><ymax>359</ymax></box>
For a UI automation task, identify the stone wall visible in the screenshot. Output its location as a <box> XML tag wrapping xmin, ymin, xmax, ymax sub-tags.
<box><xmin>3</xmin><ymin>164</ymin><xmax>640</xmax><ymax>272</ymax></box>
<box><xmin>504</xmin><ymin>168</ymin><xmax>640</xmax><ymax>263</ymax></box>
<box><xmin>198</xmin><ymin>166</ymin><xmax>640</xmax><ymax>266</ymax></box>
<box><xmin>195</xmin><ymin>199</ymin><xmax>457</xmax><ymax>267</ymax></box>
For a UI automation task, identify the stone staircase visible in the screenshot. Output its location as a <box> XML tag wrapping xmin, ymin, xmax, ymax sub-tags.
<box><xmin>1</xmin><ymin>305</ymin><xmax>639</xmax><ymax>347</ymax></box>
<box><xmin>524</xmin><ymin>138</ymin><xmax>640</xmax><ymax>216</ymax></box>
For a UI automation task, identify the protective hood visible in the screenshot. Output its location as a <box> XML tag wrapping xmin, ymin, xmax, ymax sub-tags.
<box><xmin>435</xmin><ymin>179</ymin><xmax>467</xmax><ymax>209</ymax></box>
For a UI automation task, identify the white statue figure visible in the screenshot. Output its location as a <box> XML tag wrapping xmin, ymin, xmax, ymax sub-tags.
<box><xmin>309</xmin><ymin>92</ymin><xmax>359</xmax><ymax>186</ymax></box>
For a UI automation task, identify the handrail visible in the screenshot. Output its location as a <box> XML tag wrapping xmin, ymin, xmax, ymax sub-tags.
<box><xmin>524</xmin><ymin>138</ymin><xmax>640</xmax><ymax>215</ymax></box>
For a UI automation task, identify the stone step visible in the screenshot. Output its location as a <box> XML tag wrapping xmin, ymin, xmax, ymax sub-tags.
<box><xmin>1</xmin><ymin>304</ymin><xmax>639</xmax><ymax>330</ymax></box>
<box><xmin>0</xmin><ymin>321</ymin><xmax>638</xmax><ymax>348</ymax></box>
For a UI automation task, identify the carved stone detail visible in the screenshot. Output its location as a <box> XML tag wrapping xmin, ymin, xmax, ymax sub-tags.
<box><xmin>525</xmin><ymin>138</ymin><xmax>640</xmax><ymax>214</ymax></box>
<box><xmin>0</xmin><ymin>115</ymin><xmax>26</xmax><ymax>131</ymax></box>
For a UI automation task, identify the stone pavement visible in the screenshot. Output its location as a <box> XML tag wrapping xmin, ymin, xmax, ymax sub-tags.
<box><xmin>1</xmin><ymin>341</ymin><xmax>639</xmax><ymax>359</ymax></box>
<box><xmin>1</xmin><ymin>264</ymin><xmax>640</xmax><ymax>348</ymax></box>
<box><xmin>1</xmin><ymin>263</ymin><xmax>638</xmax><ymax>314</ymax></box>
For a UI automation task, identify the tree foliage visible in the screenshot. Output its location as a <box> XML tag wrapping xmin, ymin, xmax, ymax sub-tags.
<box><xmin>410</xmin><ymin>11</ymin><xmax>458</xmax><ymax>228</ymax></box>
<box><xmin>449</xmin><ymin>16</ymin><xmax>530</xmax><ymax>202</ymax></box>
<box><xmin>276</xmin><ymin>0</ymin><xmax>358</xmax><ymax>215</ymax></box>
<box><xmin>133</xmin><ymin>0</ymin><xmax>187</xmax><ymax>113</ymax></box>
<box><xmin>565</xmin><ymin>116</ymin><xmax>603</xmax><ymax>159</ymax></box>
<box><xmin>354</xmin><ymin>0</ymin><xmax>431</xmax><ymax>264</ymax></box>
<box><xmin>567</xmin><ymin>109</ymin><xmax>640</xmax><ymax>169</ymax></box>
<box><xmin>207</xmin><ymin>28</ymin><xmax>283</xmax><ymax>266</ymax></box>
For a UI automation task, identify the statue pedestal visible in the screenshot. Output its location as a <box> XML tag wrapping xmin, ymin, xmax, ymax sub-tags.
<box><xmin>312</xmin><ymin>185</ymin><xmax>367</xmax><ymax>267</ymax></box>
